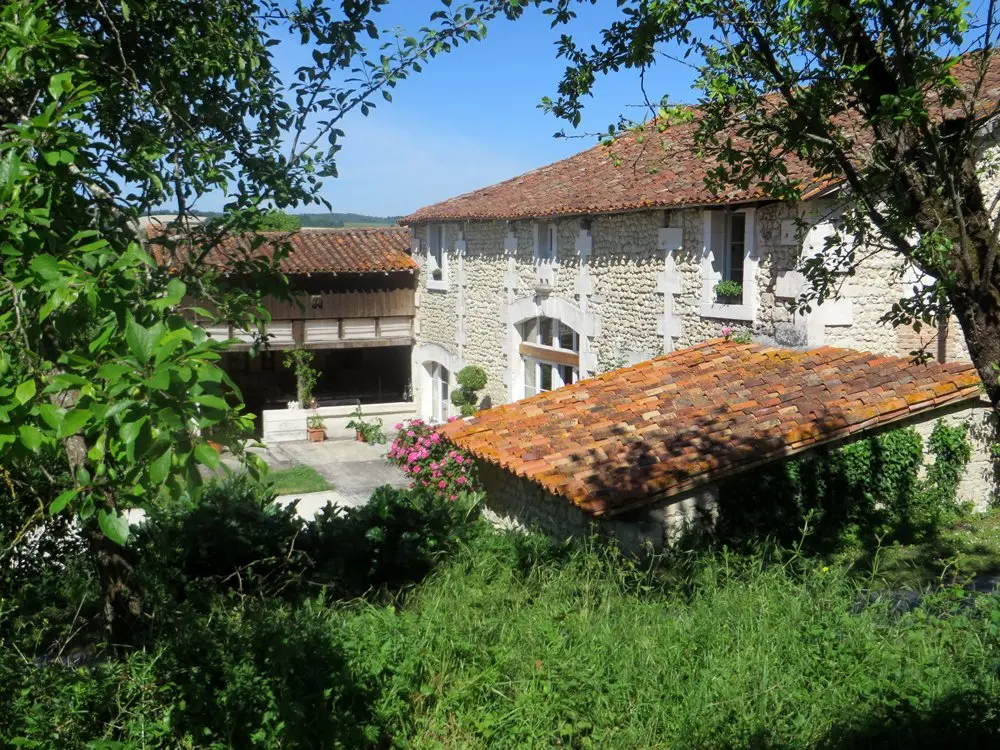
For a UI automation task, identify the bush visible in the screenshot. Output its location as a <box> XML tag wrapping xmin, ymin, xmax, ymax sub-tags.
<box><xmin>449</xmin><ymin>365</ymin><xmax>488</xmax><ymax>416</ymax></box>
<box><xmin>134</xmin><ymin>473</ymin><xmax>309</xmax><ymax>607</ymax></box>
<box><xmin>716</xmin><ymin>421</ymin><xmax>973</xmax><ymax>553</ymax></box>
<box><xmin>388</xmin><ymin>417</ymin><xmax>481</xmax><ymax>500</ymax></box>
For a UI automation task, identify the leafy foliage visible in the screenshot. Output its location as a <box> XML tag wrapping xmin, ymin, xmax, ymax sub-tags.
<box><xmin>8</xmin><ymin>525</ymin><xmax>1000</xmax><ymax>747</ymax></box>
<box><xmin>282</xmin><ymin>347</ymin><xmax>319</xmax><ymax>407</ymax></box>
<box><xmin>0</xmin><ymin>0</ymin><xmax>528</xmax><ymax>644</ymax></box>
<box><xmin>449</xmin><ymin>364</ymin><xmax>489</xmax><ymax>416</ymax></box>
<box><xmin>713</xmin><ymin>279</ymin><xmax>744</xmax><ymax>300</ymax></box>
<box><xmin>717</xmin><ymin>422</ymin><xmax>973</xmax><ymax>553</ymax></box>
<box><xmin>388</xmin><ymin>418</ymin><xmax>481</xmax><ymax>500</ymax></box>
<box><xmin>345</xmin><ymin>404</ymin><xmax>386</xmax><ymax>444</ymax></box>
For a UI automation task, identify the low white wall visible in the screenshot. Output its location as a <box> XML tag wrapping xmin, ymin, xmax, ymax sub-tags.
<box><xmin>262</xmin><ymin>401</ymin><xmax>416</xmax><ymax>444</ymax></box>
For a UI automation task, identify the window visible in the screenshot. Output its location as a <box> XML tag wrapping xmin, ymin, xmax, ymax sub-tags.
<box><xmin>518</xmin><ymin>316</ymin><xmax>579</xmax><ymax>397</ymax></box>
<box><xmin>701</xmin><ymin>208</ymin><xmax>755</xmax><ymax>319</ymax></box>
<box><xmin>725</xmin><ymin>212</ymin><xmax>745</xmax><ymax>284</ymax></box>
<box><xmin>427</xmin><ymin>362</ymin><xmax>450</xmax><ymax>422</ymax></box>
<box><xmin>427</xmin><ymin>225</ymin><xmax>445</xmax><ymax>283</ymax></box>
<box><xmin>535</xmin><ymin>222</ymin><xmax>556</xmax><ymax>262</ymax></box>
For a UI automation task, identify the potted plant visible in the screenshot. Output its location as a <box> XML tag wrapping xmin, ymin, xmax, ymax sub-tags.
<box><xmin>345</xmin><ymin>403</ymin><xmax>386</xmax><ymax>444</ymax></box>
<box><xmin>714</xmin><ymin>279</ymin><xmax>744</xmax><ymax>305</ymax></box>
<box><xmin>306</xmin><ymin>414</ymin><xmax>326</xmax><ymax>442</ymax></box>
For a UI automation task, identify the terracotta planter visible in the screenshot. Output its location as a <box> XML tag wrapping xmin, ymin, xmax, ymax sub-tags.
<box><xmin>307</xmin><ymin>427</ymin><xmax>326</xmax><ymax>442</ymax></box>
<box><xmin>355</xmin><ymin>430</ymin><xmax>366</xmax><ymax>442</ymax></box>
<box><xmin>207</xmin><ymin>440</ymin><xmax>223</xmax><ymax>454</ymax></box>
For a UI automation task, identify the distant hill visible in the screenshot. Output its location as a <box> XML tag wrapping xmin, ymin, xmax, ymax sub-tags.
<box><xmin>189</xmin><ymin>211</ymin><xmax>401</xmax><ymax>228</ymax></box>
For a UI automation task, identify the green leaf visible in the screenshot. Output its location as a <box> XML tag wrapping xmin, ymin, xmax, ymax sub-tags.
<box><xmin>97</xmin><ymin>363</ymin><xmax>132</xmax><ymax>380</ymax></box>
<box><xmin>120</xmin><ymin>415</ymin><xmax>148</xmax><ymax>446</ymax></box>
<box><xmin>193</xmin><ymin>394</ymin><xmax>229</xmax><ymax>411</ymax></box>
<box><xmin>18</xmin><ymin>424</ymin><xmax>43</xmax><ymax>452</ymax></box>
<box><xmin>50</xmin><ymin>488</ymin><xmax>78</xmax><ymax>514</ymax></box>
<box><xmin>194</xmin><ymin>441</ymin><xmax>221</xmax><ymax>470</ymax></box>
<box><xmin>98</xmin><ymin>509</ymin><xmax>130</xmax><ymax>545</ymax></box>
<box><xmin>15</xmin><ymin>379</ymin><xmax>36</xmax><ymax>405</ymax></box>
<box><xmin>48</xmin><ymin>71</ymin><xmax>74</xmax><ymax>99</ymax></box>
<box><xmin>59</xmin><ymin>408</ymin><xmax>90</xmax><ymax>438</ymax></box>
<box><xmin>38</xmin><ymin>403</ymin><xmax>66</xmax><ymax>429</ymax></box>
<box><xmin>30</xmin><ymin>255</ymin><xmax>61</xmax><ymax>281</ymax></box>
<box><xmin>149</xmin><ymin>447</ymin><xmax>173</xmax><ymax>485</ymax></box>
<box><xmin>125</xmin><ymin>316</ymin><xmax>161</xmax><ymax>364</ymax></box>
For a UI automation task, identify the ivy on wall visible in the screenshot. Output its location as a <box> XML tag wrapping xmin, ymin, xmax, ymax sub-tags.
<box><xmin>716</xmin><ymin>421</ymin><xmax>973</xmax><ymax>553</ymax></box>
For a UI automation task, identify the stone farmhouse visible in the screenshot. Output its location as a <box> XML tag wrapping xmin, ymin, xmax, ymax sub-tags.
<box><xmin>399</xmin><ymin>61</ymin><xmax>1000</xmax><ymax>425</ymax></box>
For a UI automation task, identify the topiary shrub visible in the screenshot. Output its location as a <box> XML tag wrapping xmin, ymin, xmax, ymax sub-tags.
<box><xmin>449</xmin><ymin>365</ymin><xmax>488</xmax><ymax>417</ymax></box>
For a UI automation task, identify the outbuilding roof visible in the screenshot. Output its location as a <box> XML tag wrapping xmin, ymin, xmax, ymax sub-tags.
<box><xmin>151</xmin><ymin>226</ymin><xmax>417</xmax><ymax>275</ymax></box>
<box><xmin>440</xmin><ymin>340</ymin><xmax>983</xmax><ymax>518</ymax></box>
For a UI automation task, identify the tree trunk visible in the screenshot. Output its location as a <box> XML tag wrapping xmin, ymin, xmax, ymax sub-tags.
<box><xmin>83</xmin><ymin>520</ymin><xmax>141</xmax><ymax>651</ymax></box>
<box><xmin>951</xmin><ymin>291</ymin><xmax>1000</xmax><ymax>408</ymax></box>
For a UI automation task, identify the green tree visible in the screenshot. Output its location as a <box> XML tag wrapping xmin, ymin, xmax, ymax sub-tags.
<box><xmin>542</xmin><ymin>0</ymin><xmax>1000</xmax><ymax>408</ymax></box>
<box><xmin>0</xmin><ymin>0</ymin><xmax>519</xmax><ymax>647</ymax></box>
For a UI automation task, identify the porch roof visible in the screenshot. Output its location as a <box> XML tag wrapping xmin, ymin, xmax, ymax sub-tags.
<box><xmin>440</xmin><ymin>340</ymin><xmax>983</xmax><ymax>517</ymax></box>
<box><xmin>151</xmin><ymin>226</ymin><xmax>417</xmax><ymax>275</ymax></box>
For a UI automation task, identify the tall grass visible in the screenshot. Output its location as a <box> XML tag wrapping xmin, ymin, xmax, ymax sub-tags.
<box><xmin>339</xmin><ymin>531</ymin><xmax>1000</xmax><ymax>748</ymax></box>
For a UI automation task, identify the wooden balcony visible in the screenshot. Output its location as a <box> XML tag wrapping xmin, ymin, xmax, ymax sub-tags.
<box><xmin>198</xmin><ymin>288</ymin><xmax>415</xmax><ymax>351</ymax></box>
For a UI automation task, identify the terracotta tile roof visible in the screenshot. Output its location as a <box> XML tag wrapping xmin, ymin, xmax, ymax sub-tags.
<box><xmin>403</xmin><ymin>54</ymin><xmax>1000</xmax><ymax>224</ymax></box>
<box><xmin>151</xmin><ymin>227</ymin><xmax>416</xmax><ymax>275</ymax></box>
<box><xmin>440</xmin><ymin>340</ymin><xmax>983</xmax><ymax>518</ymax></box>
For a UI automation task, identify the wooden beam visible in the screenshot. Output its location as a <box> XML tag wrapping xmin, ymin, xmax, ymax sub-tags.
<box><xmin>518</xmin><ymin>342</ymin><xmax>580</xmax><ymax>368</ymax></box>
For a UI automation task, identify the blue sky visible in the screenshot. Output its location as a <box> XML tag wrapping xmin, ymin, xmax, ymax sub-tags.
<box><xmin>262</xmin><ymin>1</ymin><xmax>701</xmax><ymax>217</ymax></box>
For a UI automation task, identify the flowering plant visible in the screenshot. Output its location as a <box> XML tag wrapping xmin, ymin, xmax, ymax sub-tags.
<box><xmin>388</xmin><ymin>417</ymin><xmax>480</xmax><ymax>501</ymax></box>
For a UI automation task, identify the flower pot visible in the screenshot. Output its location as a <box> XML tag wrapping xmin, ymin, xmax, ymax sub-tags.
<box><xmin>355</xmin><ymin>430</ymin><xmax>366</xmax><ymax>442</ymax></box>
<box><xmin>307</xmin><ymin>427</ymin><xmax>326</xmax><ymax>442</ymax></box>
<box><xmin>716</xmin><ymin>295</ymin><xmax>742</xmax><ymax>306</ymax></box>
<box><xmin>207</xmin><ymin>440</ymin><xmax>223</xmax><ymax>454</ymax></box>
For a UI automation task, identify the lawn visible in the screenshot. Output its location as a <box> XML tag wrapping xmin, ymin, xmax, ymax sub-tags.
<box><xmin>266</xmin><ymin>465</ymin><xmax>332</xmax><ymax>495</ymax></box>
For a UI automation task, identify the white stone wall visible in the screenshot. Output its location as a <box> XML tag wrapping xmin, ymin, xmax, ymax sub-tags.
<box><xmin>906</xmin><ymin>398</ymin><xmax>998</xmax><ymax>510</ymax></box>
<box><xmin>409</xmin><ymin>201</ymin><xmax>942</xmax><ymax>421</ymax></box>
<box><xmin>261</xmin><ymin>401</ymin><xmax>415</xmax><ymax>444</ymax></box>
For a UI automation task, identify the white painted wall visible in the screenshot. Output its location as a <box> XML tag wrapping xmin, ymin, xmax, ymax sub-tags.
<box><xmin>262</xmin><ymin>401</ymin><xmax>416</xmax><ymax>444</ymax></box>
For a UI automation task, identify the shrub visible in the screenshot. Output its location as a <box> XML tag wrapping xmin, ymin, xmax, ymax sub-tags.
<box><xmin>388</xmin><ymin>417</ymin><xmax>481</xmax><ymax>500</ymax></box>
<box><xmin>716</xmin><ymin>421</ymin><xmax>972</xmax><ymax>553</ymax></box>
<box><xmin>134</xmin><ymin>473</ymin><xmax>309</xmax><ymax>608</ymax></box>
<box><xmin>309</xmin><ymin>485</ymin><xmax>481</xmax><ymax>597</ymax></box>
<box><xmin>450</xmin><ymin>365</ymin><xmax>488</xmax><ymax>416</ymax></box>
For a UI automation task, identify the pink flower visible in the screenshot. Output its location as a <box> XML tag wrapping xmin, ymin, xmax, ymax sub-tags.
<box><xmin>721</xmin><ymin>326</ymin><xmax>733</xmax><ymax>337</ymax></box>
<box><xmin>450</xmin><ymin>494</ymin><xmax>458</xmax><ymax>501</ymax></box>
<box><xmin>438</xmin><ymin>480</ymin><xmax>447</xmax><ymax>489</ymax></box>
<box><xmin>394</xmin><ymin>423</ymin><xmax>403</xmax><ymax>430</ymax></box>
<box><xmin>457</xmin><ymin>476</ymin><xmax>467</xmax><ymax>485</ymax></box>
<box><xmin>455</xmin><ymin>456</ymin><xmax>464</xmax><ymax>464</ymax></box>
<box><xmin>407</xmin><ymin>430</ymin><xmax>415</xmax><ymax>437</ymax></box>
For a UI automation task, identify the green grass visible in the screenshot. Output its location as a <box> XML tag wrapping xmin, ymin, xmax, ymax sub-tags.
<box><xmin>840</xmin><ymin>508</ymin><xmax>1000</xmax><ymax>588</ymax></box>
<box><xmin>265</xmin><ymin>465</ymin><xmax>332</xmax><ymax>495</ymax></box>
<box><xmin>334</xmin><ymin>530</ymin><xmax>1000</xmax><ymax>748</ymax></box>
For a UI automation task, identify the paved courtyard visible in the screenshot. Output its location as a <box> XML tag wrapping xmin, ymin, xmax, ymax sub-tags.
<box><xmin>238</xmin><ymin>438</ymin><xmax>409</xmax><ymax>517</ymax></box>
